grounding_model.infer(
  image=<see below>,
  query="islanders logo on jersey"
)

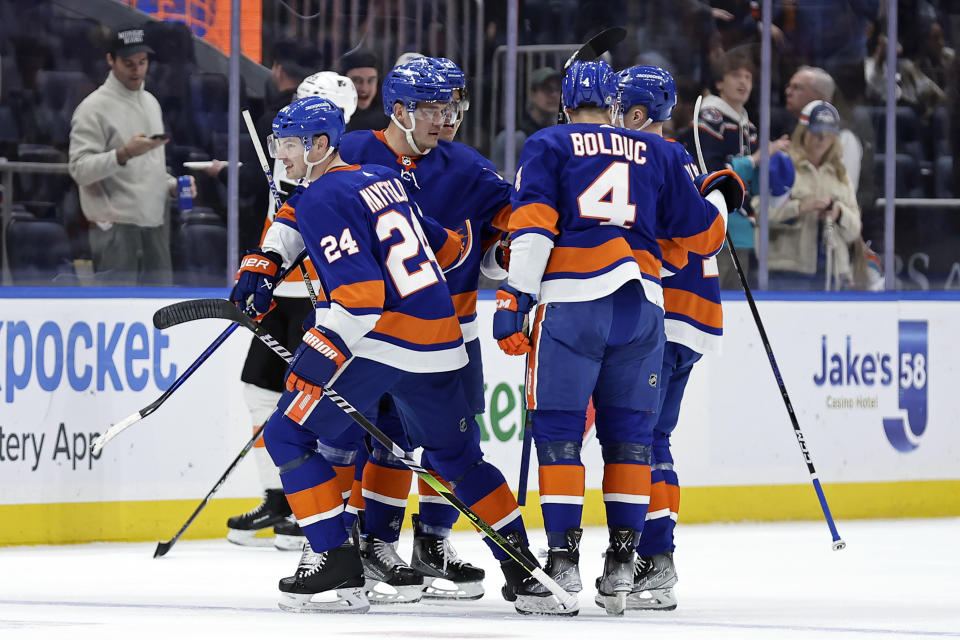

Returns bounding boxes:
[812,321,929,453]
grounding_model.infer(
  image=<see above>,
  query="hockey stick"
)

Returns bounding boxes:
[158,299,579,611]
[154,425,264,558]
[90,251,309,455]
[555,27,627,125]
[692,96,845,551]
[242,108,320,305]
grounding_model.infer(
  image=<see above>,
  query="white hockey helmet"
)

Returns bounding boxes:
[296,71,359,124]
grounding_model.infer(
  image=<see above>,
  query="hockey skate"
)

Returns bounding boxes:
[273,516,307,551]
[278,539,368,613]
[409,514,485,600]
[627,552,678,610]
[227,489,292,547]
[358,534,425,604]
[514,528,582,616]
[594,527,637,616]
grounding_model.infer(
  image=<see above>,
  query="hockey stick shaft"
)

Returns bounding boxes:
[154,425,265,558]
[242,109,320,305]
[92,251,309,454]
[692,96,844,550]
[225,308,576,610]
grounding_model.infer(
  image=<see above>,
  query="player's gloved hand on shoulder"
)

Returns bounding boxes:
[285,327,352,397]
[695,168,745,212]
[493,284,536,356]
[231,249,282,320]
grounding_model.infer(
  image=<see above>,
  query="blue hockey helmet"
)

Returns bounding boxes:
[616,65,677,122]
[561,59,617,111]
[271,96,346,153]
[381,58,454,117]
[432,57,465,89]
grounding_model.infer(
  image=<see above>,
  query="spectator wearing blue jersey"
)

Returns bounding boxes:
[696,50,790,289]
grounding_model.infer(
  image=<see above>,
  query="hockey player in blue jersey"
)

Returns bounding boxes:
[493,59,743,616]
[605,65,726,612]
[234,98,537,613]
[334,58,514,602]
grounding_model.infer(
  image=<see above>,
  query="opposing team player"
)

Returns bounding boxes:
[605,65,723,611]
[237,97,539,614]
[493,59,742,615]
[226,72,359,550]
[334,58,513,602]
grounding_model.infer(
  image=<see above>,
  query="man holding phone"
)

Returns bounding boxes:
[69,24,195,285]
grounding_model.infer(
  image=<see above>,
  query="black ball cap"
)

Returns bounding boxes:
[110,26,155,58]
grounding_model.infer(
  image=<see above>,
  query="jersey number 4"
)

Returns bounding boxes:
[376,210,440,297]
[578,161,636,228]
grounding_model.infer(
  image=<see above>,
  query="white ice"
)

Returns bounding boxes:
[2,518,959,639]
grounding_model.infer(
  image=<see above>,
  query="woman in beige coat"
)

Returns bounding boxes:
[759,101,862,290]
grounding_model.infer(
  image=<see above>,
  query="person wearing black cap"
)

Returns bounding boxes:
[68,24,195,285]
[341,48,389,132]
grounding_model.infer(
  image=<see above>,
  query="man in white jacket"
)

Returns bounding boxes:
[68,25,195,285]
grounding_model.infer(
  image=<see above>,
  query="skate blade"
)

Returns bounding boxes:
[227,529,275,548]
[278,587,370,614]
[625,587,677,611]
[514,593,580,617]
[597,591,627,616]
[364,578,423,604]
[421,577,484,601]
[274,534,306,552]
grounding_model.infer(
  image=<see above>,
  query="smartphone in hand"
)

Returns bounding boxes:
[149,133,170,141]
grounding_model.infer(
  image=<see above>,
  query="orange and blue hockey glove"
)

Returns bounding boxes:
[493,284,536,356]
[231,249,282,320]
[285,327,352,398]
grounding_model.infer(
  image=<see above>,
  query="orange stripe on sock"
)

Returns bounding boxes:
[333,465,355,496]
[538,464,585,497]
[470,483,521,529]
[286,478,343,521]
[363,462,414,500]
[667,483,680,514]
[347,477,365,511]
[252,424,266,448]
[648,480,670,512]
[418,471,451,497]
[602,463,651,497]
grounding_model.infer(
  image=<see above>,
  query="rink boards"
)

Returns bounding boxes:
[1,289,958,545]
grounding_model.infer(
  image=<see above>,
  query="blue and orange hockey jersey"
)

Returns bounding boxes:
[508,124,727,308]
[659,140,723,355]
[339,130,511,342]
[265,164,467,373]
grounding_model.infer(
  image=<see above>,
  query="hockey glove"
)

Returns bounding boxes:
[231,249,282,320]
[695,169,746,212]
[493,284,536,356]
[285,327,352,397]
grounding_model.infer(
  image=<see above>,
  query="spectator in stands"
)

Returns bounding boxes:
[341,48,389,132]
[697,49,789,289]
[865,24,945,122]
[68,25,195,286]
[766,101,862,290]
[258,40,318,139]
[491,66,560,172]
[914,18,955,95]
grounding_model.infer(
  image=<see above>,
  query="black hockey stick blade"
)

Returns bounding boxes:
[154,540,173,558]
[556,26,627,124]
[153,298,247,330]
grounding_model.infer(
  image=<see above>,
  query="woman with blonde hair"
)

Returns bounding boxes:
[761,100,862,290]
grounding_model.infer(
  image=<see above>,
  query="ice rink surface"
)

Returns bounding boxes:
[2,518,958,639]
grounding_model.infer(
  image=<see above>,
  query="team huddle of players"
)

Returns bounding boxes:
[227,54,744,616]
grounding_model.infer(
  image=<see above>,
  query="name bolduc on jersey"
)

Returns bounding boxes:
[508,125,727,307]
[264,164,467,374]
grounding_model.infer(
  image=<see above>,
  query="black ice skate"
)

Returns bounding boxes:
[514,528,582,616]
[358,534,425,604]
[277,539,368,613]
[409,514,485,600]
[226,489,291,547]
[273,515,307,551]
[627,552,678,610]
[594,527,637,616]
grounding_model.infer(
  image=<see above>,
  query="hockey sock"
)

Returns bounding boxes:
[243,384,283,490]
[416,454,459,536]
[448,462,525,561]
[342,446,368,535]
[361,447,413,542]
